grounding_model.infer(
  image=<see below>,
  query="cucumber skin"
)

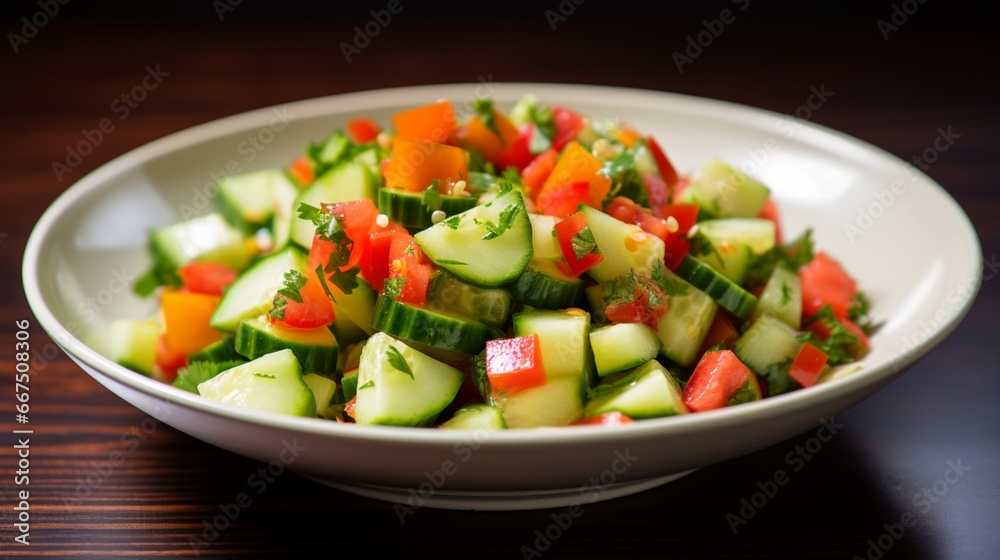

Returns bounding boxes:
[377,187,477,231]
[197,349,316,418]
[674,256,758,321]
[507,263,584,310]
[209,246,307,333]
[372,296,491,355]
[235,318,339,376]
[584,360,688,420]
[439,404,508,430]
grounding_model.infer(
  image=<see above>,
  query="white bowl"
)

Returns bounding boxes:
[23,84,981,510]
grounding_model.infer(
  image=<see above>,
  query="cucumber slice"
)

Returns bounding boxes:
[677,159,770,218]
[108,319,160,375]
[697,218,777,255]
[235,316,339,375]
[189,336,241,363]
[696,239,754,285]
[197,349,316,418]
[372,295,490,355]
[377,187,477,231]
[583,360,688,419]
[733,314,803,395]
[289,161,377,248]
[150,212,255,277]
[270,171,301,251]
[414,190,533,288]
[439,404,508,430]
[427,270,512,329]
[513,308,593,382]
[590,323,662,377]
[217,169,287,231]
[578,205,665,283]
[528,213,562,261]
[752,265,802,328]
[331,278,378,337]
[210,246,307,333]
[354,333,464,426]
[496,378,585,428]
[507,259,584,310]
[303,372,337,412]
[653,267,718,367]
[674,255,758,321]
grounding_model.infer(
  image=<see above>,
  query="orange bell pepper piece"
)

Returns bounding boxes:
[382,138,469,192]
[457,110,520,163]
[392,100,457,144]
[161,291,222,355]
[538,141,612,208]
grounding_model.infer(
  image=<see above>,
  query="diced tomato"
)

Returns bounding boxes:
[346,118,380,144]
[538,141,611,208]
[485,334,546,396]
[646,135,680,188]
[682,350,752,412]
[642,172,670,213]
[361,222,406,293]
[552,106,584,150]
[161,291,222,355]
[605,197,692,269]
[672,176,690,203]
[799,252,858,319]
[456,109,520,164]
[521,148,558,197]
[310,200,379,272]
[495,123,536,173]
[273,267,337,329]
[840,317,870,351]
[758,198,783,245]
[537,181,591,218]
[605,299,660,330]
[288,155,314,187]
[663,234,691,270]
[806,316,869,358]
[554,212,605,277]
[383,138,469,192]
[699,313,740,353]
[788,342,829,388]
[388,231,433,306]
[392,100,457,144]
[177,262,238,297]
[154,335,186,382]
[572,411,635,426]
[660,204,699,235]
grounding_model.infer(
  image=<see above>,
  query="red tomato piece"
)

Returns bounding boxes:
[388,231,433,306]
[799,252,858,319]
[646,135,680,187]
[660,204,699,235]
[495,123,536,173]
[571,412,635,426]
[537,181,591,218]
[312,199,379,271]
[154,335,186,382]
[177,262,238,297]
[605,299,661,330]
[552,106,584,150]
[346,118,380,144]
[758,198,783,245]
[682,350,752,412]
[663,234,691,270]
[699,313,740,353]
[521,148,558,197]
[361,222,406,293]
[288,155,314,187]
[485,334,546,395]
[788,342,829,388]
[642,172,670,213]
[273,268,337,329]
[554,212,605,277]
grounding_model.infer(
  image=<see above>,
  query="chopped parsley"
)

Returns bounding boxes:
[571,225,600,260]
[651,261,689,297]
[781,282,792,306]
[252,373,276,379]
[298,204,361,297]
[436,259,467,265]
[798,305,864,365]
[688,230,721,260]
[421,181,443,211]
[473,97,502,141]
[386,346,415,379]
[358,380,375,390]
[602,270,667,311]
[172,360,245,394]
[442,215,462,230]
[268,270,307,322]
[848,291,873,334]
[382,277,406,299]
[501,167,522,186]
[475,204,520,240]
[746,229,815,287]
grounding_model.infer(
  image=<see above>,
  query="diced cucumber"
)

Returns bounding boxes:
[341,370,359,402]
[270,171,302,251]
[235,316,339,375]
[189,337,242,363]
[817,363,863,384]
[677,159,770,218]
[173,359,247,394]
[108,319,160,375]
[372,295,490,355]
[414,190,533,288]
[289,161,377,248]
[653,267,718,367]
[674,255,758,321]
[513,308,593,382]
[427,270,513,328]
[752,265,802,328]
[330,313,368,347]
[733,314,803,395]
[589,323,662,377]
[217,169,286,231]
[150,212,255,279]
[354,333,464,426]
[351,147,387,180]
[439,404,508,430]
[310,131,349,171]
[578,205,664,283]
[726,373,763,406]
[507,258,584,310]
[471,350,494,406]
[197,349,316,418]
[497,378,585,428]
[528,213,562,261]
[583,360,688,419]
[377,187,477,231]
[331,278,378,336]
[585,284,608,325]
[303,372,337,412]
[696,242,754,285]
[210,246,307,333]
[697,218,777,255]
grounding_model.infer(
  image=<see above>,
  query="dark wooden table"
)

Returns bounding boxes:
[2,2,998,558]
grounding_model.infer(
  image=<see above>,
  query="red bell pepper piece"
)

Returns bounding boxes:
[495,123,536,173]
[177,262,238,297]
[682,350,752,412]
[521,148,558,197]
[485,334,546,396]
[537,181,591,218]
[552,106,584,150]
[788,342,829,388]
[387,231,433,306]
[554,212,605,277]
[646,135,680,188]
[346,118,380,144]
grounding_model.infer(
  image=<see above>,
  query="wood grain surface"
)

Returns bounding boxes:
[1,2,997,558]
